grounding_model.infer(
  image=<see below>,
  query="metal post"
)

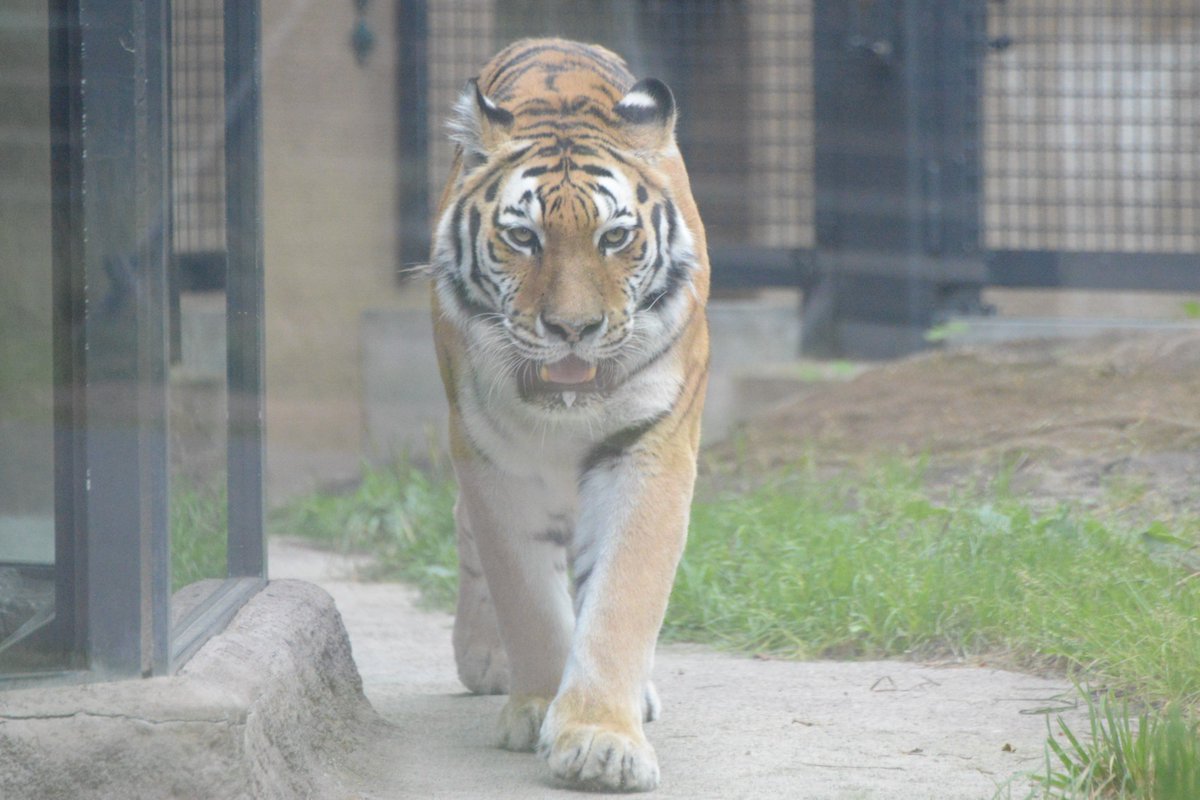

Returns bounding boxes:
[70,0,172,678]
[396,0,430,275]
[224,0,266,581]
[49,0,87,669]
[807,0,987,358]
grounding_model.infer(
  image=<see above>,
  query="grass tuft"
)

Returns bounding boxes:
[1036,692,1200,799]
[269,460,458,608]
[672,467,1200,712]
[170,481,228,593]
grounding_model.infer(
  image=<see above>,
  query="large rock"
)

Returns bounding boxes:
[0,580,381,800]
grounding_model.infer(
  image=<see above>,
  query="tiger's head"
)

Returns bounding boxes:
[432,49,706,412]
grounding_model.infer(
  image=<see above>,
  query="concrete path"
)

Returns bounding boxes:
[270,540,1083,799]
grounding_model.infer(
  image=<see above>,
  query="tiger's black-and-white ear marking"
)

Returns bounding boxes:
[614,78,676,155]
[448,77,514,165]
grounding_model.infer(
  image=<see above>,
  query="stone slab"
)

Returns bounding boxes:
[0,580,380,800]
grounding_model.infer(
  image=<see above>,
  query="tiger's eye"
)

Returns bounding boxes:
[507,226,537,247]
[601,227,631,249]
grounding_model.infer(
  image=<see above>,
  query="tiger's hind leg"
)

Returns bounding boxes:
[452,499,510,695]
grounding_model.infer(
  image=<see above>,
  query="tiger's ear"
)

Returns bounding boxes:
[614,78,677,156]
[447,78,514,166]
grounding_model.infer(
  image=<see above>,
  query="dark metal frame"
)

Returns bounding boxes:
[58,0,175,679]
[171,0,267,670]
[3,0,265,687]
[803,0,988,357]
[396,0,430,273]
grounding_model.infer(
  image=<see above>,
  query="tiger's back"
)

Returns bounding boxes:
[429,38,709,792]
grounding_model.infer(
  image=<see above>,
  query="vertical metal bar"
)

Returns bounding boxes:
[74,0,172,678]
[806,0,986,358]
[396,0,430,276]
[142,0,173,678]
[224,0,266,580]
[48,0,87,667]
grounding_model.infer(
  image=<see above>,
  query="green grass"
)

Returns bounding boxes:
[671,469,1200,709]
[1035,693,1200,799]
[170,480,228,593]
[273,458,1200,797]
[269,460,459,608]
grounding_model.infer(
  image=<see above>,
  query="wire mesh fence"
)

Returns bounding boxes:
[171,0,226,259]
[423,0,815,250]
[414,0,1199,263]
[984,0,1200,254]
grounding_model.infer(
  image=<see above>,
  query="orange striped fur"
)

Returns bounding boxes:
[429,38,709,792]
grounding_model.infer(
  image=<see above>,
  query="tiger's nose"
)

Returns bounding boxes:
[539,312,606,343]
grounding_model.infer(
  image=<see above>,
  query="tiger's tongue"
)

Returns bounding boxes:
[538,355,597,385]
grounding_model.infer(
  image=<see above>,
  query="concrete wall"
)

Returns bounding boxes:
[261,0,425,500]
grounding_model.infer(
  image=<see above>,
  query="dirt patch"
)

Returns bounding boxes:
[708,331,1200,521]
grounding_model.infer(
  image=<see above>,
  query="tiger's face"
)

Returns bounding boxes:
[433,76,699,412]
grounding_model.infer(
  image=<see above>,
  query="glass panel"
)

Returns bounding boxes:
[169,0,230,608]
[0,1,62,673]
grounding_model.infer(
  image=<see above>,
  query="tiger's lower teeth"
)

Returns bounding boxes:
[562,391,576,408]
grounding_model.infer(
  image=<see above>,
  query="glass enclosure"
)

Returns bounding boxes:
[169,0,232,606]
[0,0,264,685]
[2,0,1197,693]
[0,0,59,673]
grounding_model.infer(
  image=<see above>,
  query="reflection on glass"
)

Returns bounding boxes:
[169,0,230,607]
[0,1,60,673]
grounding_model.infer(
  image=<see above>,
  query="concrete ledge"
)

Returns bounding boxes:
[0,580,379,800]
[943,316,1200,347]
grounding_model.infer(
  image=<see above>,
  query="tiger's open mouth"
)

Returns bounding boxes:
[537,354,596,385]
[518,354,613,407]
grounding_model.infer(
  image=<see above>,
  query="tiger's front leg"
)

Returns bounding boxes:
[538,433,697,792]
[450,428,578,752]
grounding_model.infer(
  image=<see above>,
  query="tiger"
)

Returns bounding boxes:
[428,38,710,792]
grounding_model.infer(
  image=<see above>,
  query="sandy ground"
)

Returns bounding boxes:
[271,540,1085,799]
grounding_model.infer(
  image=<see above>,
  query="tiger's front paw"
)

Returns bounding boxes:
[497,694,551,752]
[537,701,659,792]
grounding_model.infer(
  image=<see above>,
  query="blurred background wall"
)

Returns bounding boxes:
[253,0,1198,503]
[261,0,423,500]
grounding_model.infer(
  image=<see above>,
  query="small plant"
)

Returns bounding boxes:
[924,319,971,343]
[1036,691,1200,799]
[170,480,228,592]
[1182,300,1200,321]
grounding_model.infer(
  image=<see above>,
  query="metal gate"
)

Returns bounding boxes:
[396,0,1200,357]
